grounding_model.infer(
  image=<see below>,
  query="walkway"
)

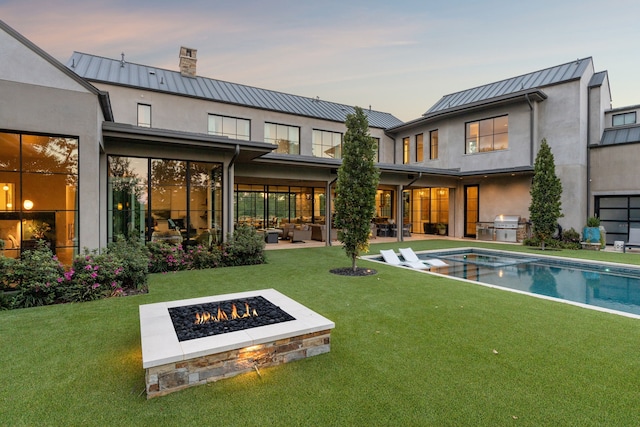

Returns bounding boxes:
[263,233,462,250]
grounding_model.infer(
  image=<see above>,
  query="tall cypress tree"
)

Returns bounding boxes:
[529,138,563,249]
[334,107,380,271]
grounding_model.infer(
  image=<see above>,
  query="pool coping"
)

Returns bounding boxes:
[362,247,640,320]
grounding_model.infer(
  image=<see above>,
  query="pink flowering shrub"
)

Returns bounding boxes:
[147,242,188,272]
[59,252,126,302]
[147,242,222,272]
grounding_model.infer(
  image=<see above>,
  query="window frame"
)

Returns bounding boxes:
[312,129,343,159]
[415,133,424,163]
[429,129,439,160]
[465,115,508,154]
[137,103,151,128]
[612,112,636,127]
[207,114,251,141]
[403,137,410,164]
[264,122,300,155]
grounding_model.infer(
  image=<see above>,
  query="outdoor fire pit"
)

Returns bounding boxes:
[140,289,335,398]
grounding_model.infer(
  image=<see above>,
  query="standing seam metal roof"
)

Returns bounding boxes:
[66,52,403,129]
[600,125,640,145]
[425,58,592,116]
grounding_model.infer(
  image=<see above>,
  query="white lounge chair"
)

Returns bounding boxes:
[399,247,448,267]
[380,249,429,270]
[624,228,640,253]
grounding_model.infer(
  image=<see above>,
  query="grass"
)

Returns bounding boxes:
[1,240,640,426]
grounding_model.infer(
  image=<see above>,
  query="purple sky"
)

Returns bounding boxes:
[2,0,639,121]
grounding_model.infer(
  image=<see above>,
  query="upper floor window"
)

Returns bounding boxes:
[312,129,342,159]
[416,134,424,163]
[137,104,151,128]
[466,115,508,154]
[430,130,439,160]
[208,114,250,140]
[403,137,410,164]
[264,123,300,155]
[613,112,636,127]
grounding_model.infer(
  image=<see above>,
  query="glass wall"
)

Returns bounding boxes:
[0,132,78,264]
[596,195,640,245]
[407,187,449,234]
[108,156,223,245]
[234,184,327,228]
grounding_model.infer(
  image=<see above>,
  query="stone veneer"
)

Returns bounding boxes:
[140,289,335,399]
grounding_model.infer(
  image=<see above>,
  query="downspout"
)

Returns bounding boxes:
[399,172,422,242]
[227,145,240,238]
[525,93,534,165]
[586,88,592,219]
[326,176,338,246]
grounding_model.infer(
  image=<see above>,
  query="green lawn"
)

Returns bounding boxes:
[1,240,640,426]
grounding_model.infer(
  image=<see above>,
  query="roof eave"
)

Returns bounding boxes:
[101,122,276,161]
[387,89,547,132]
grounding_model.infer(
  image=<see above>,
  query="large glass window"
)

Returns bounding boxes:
[466,115,508,153]
[612,112,636,126]
[430,130,439,160]
[108,156,223,245]
[312,130,342,159]
[312,129,342,159]
[407,187,449,234]
[234,185,327,228]
[416,133,424,163]
[0,132,78,264]
[265,123,300,154]
[208,114,250,140]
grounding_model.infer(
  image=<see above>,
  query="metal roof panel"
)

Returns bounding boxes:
[424,57,593,116]
[67,52,402,129]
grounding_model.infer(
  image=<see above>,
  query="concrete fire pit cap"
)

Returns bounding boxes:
[139,288,335,368]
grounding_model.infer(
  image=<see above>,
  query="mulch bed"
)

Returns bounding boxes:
[330,267,377,277]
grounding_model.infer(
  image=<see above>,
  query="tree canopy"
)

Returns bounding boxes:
[333,107,380,270]
[529,138,563,249]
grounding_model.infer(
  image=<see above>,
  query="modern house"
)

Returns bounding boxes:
[1,19,639,263]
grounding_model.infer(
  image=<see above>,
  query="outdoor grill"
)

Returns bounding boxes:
[493,215,520,242]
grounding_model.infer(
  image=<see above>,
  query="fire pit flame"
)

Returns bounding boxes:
[195,303,258,325]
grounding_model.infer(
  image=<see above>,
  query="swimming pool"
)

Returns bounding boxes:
[368,248,640,319]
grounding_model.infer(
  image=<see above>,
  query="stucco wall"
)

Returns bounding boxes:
[1,80,103,251]
[591,144,640,194]
[91,83,395,163]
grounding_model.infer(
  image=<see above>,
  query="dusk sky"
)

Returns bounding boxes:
[2,0,639,121]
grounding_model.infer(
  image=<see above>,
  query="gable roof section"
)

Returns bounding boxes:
[66,52,403,129]
[424,57,593,116]
[0,20,113,121]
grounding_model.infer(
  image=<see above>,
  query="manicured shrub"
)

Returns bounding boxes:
[59,251,126,303]
[561,227,582,250]
[0,256,17,291]
[222,225,265,267]
[11,242,65,308]
[147,241,188,273]
[185,244,222,270]
[106,237,149,291]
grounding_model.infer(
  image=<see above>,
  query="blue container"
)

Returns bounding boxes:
[583,227,600,243]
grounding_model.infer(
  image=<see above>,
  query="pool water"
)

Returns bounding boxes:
[414,249,640,317]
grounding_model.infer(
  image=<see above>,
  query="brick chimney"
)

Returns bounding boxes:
[179,46,197,77]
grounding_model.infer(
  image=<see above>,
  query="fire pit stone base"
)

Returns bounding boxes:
[146,330,330,398]
[140,289,334,399]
